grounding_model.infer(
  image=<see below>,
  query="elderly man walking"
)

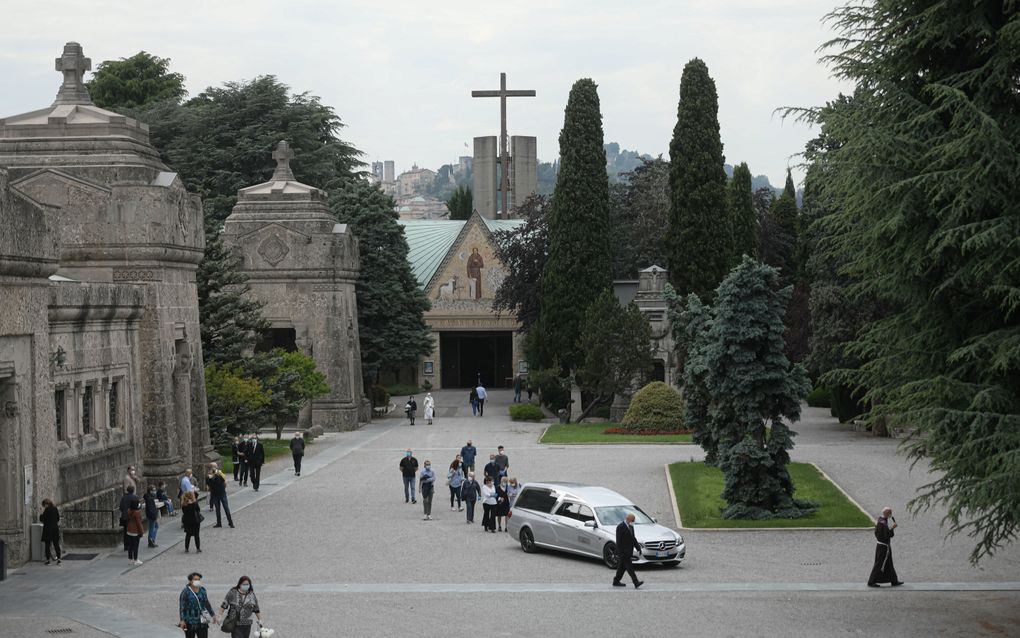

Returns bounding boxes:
[867,506,904,587]
[612,512,644,589]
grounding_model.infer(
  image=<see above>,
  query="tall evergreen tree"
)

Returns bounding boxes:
[330,179,432,383]
[728,162,757,263]
[539,78,612,372]
[783,168,796,202]
[608,158,670,278]
[492,194,550,332]
[197,229,270,365]
[802,0,1020,561]
[85,51,186,111]
[667,58,730,299]
[446,184,473,220]
[682,257,813,519]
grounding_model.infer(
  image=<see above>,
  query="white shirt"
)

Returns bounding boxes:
[180,475,195,494]
[481,484,497,505]
[476,386,487,400]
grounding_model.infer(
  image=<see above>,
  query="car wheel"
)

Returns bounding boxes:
[603,542,620,569]
[520,527,538,553]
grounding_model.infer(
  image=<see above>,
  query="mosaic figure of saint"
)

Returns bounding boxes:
[466,247,484,299]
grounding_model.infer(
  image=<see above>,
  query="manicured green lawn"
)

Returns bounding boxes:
[670,461,872,528]
[215,439,304,474]
[540,423,692,444]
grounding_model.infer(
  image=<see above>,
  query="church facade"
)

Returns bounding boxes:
[399,212,526,389]
[0,43,214,565]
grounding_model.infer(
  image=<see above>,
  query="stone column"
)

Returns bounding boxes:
[173,340,194,473]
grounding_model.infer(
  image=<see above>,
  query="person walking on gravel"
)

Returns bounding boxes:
[475,382,488,416]
[612,512,644,589]
[462,472,481,524]
[179,571,218,637]
[448,458,465,511]
[867,506,904,588]
[400,448,419,504]
[420,459,436,520]
[290,431,305,476]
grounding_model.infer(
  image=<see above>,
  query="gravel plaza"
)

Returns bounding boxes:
[2,388,1019,637]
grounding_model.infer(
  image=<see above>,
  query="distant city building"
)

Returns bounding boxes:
[383,160,395,183]
[395,195,449,220]
[371,161,384,181]
[457,155,472,176]
[396,164,437,198]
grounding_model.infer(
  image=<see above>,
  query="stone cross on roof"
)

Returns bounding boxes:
[53,42,93,106]
[271,141,296,182]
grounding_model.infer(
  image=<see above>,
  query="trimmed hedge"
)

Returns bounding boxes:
[806,386,831,408]
[509,403,545,421]
[621,381,684,432]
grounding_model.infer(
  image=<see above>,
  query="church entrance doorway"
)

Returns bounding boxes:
[440,331,512,389]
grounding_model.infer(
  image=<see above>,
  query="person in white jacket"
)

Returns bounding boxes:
[480,476,498,533]
[423,393,435,425]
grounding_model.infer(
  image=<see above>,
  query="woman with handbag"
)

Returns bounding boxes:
[178,571,218,638]
[181,491,203,553]
[220,575,262,637]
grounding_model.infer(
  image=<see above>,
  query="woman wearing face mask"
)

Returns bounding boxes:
[495,476,511,532]
[220,575,262,638]
[447,458,465,511]
[181,490,203,553]
[125,498,144,565]
[420,460,436,520]
[179,571,218,637]
[481,476,498,533]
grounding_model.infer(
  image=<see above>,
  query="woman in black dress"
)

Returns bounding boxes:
[181,491,203,553]
[39,499,61,565]
[494,476,511,532]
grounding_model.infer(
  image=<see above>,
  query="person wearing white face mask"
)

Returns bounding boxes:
[178,571,218,637]
[221,575,262,638]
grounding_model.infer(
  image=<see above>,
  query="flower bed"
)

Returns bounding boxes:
[604,427,692,436]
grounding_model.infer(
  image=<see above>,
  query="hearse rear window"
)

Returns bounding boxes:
[515,487,558,513]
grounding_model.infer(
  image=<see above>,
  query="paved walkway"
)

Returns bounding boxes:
[3,389,1019,637]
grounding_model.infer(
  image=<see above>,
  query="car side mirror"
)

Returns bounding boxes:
[583,520,596,528]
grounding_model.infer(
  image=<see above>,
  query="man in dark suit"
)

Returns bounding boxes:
[247,434,266,492]
[612,512,644,589]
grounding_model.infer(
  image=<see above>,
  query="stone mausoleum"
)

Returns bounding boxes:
[0,43,214,565]
[222,142,370,429]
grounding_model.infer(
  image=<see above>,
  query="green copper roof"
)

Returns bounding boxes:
[398,220,463,287]
[399,217,525,289]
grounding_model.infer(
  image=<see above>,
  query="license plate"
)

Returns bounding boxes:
[655,551,666,558]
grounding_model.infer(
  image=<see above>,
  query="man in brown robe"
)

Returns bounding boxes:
[466,248,484,299]
[867,506,904,587]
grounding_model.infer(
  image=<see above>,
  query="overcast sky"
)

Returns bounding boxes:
[0,0,851,187]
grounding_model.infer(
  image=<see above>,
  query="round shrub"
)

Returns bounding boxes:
[509,403,545,421]
[621,381,685,432]
[805,386,831,408]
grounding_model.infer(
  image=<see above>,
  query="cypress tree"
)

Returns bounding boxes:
[783,168,796,202]
[728,162,757,263]
[539,78,612,372]
[330,179,432,383]
[667,58,730,299]
[807,0,1020,561]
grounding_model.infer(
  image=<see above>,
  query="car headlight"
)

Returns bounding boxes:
[675,533,684,544]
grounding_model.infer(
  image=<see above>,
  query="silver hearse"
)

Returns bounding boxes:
[507,482,686,568]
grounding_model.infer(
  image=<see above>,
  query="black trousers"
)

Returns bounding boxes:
[614,557,639,585]
[185,529,201,551]
[44,537,61,561]
[249,464,262,490]
[126,534,141,560]
[293,452,303,474]
[232,461,239,481]
[121,519,129,550]
[238,461,249,484]
[482,503,495,530]
[477,399,485,416]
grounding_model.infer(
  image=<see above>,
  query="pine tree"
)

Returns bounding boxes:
[85,51,186,111]
[667,58,730,299]
[539,78,612,372]
[683,257,813,519]
[783,169,796,202]
[330,179,432,383]
[197,228,270,365]
[803,0,1020,561]
[728,162,757,263]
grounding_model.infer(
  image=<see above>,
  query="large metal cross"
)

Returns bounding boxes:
[471,72,535,217]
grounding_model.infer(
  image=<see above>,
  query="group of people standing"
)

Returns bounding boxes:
[398,439,519,532]
[229,434,267,491]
